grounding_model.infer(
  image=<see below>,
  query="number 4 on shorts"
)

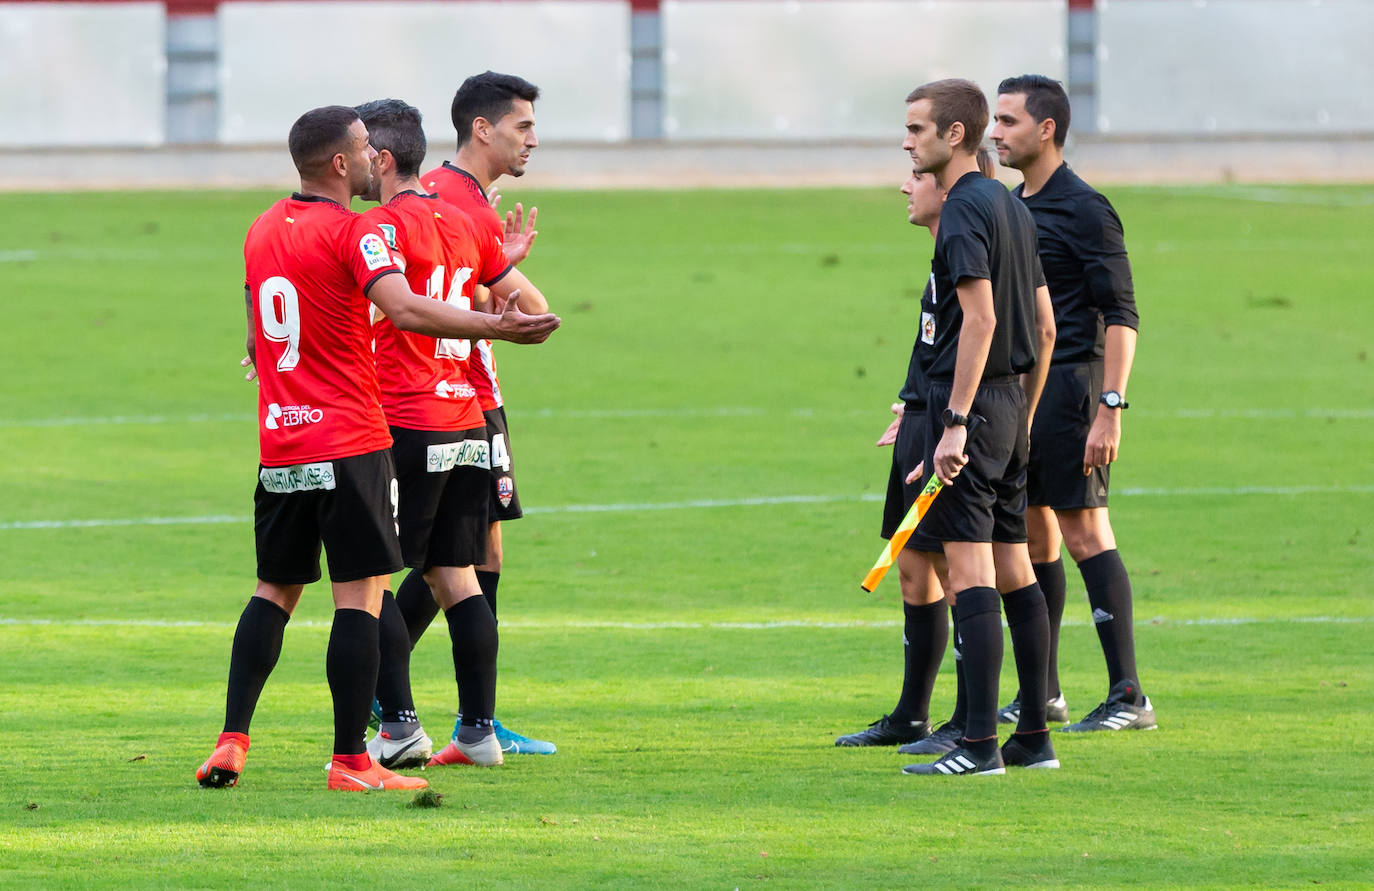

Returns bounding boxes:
[491,433,511,472]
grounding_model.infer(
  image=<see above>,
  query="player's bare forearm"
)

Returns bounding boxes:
[368,274,559,342]
[1022,284,1057,423]
[948,279,995,415]
[491,267,548,314]
[1102,324,1137,396]
[1083,324,1136,472]
[242,287,257,381]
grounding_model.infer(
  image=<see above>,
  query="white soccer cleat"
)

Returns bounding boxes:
[365,725,433,769]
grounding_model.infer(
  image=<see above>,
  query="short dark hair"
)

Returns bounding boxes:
[355,98,426,177]
[906,79,988,153]
[450,71,540,147]
[997,74,1071,147]
[288,105,359,178]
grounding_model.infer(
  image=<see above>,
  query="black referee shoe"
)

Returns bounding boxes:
[896,721,964,755]
[902,740,1005,776]
[1060,680,1157,733]
[997,693,1070,724]
[1000,733,1061,769]
[835,715,930,747]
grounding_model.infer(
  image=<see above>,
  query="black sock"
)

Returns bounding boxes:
[952,587,1003,740]
[949,620,968,728]
[445,596,498,727]
[1002,583,1050,734]
[223,597,290,734]
[375,590,417,724]
[327,608,379,756]
[475,570,499,623]
[395,568,440,649]
[1033,559,1067,699]
[891,600,948,725]
[1079,549,1142,699]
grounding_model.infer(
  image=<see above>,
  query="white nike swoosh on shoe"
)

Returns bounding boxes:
[337,772,384,790]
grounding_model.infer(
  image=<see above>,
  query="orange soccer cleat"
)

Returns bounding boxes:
[326,755,429,791]
[197,732,250,788]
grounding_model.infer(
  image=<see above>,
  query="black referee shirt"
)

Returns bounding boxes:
[1014,163,1138,364]
[898,273,935,407]
[927,171,1045,383]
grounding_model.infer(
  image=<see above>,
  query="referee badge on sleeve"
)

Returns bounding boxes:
[921,312,936,345]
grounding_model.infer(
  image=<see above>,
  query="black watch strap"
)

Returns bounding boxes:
[941,408,970,427]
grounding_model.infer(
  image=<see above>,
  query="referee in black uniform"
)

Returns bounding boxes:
[897,79,1059,776]
[990,74,1156,732]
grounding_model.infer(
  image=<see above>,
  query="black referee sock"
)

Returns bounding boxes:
[949,623,968,729]
[475,570,499,624]
[445,595,499,727]
[1002,583,1051,734]
[952,587,1003,741]
[1078,549,1142,700]
[1033,559,1067,699]
[326,608,379,756]
[395,568,441,649]
[891,600,948,726]
[375,589,418,725]
[223,596,290,734]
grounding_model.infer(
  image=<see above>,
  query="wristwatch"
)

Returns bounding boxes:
[941,408,970,427]
[1100,390,1129,410]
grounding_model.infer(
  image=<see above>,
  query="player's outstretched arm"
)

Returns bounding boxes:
[1084,324,1137,474]
[367,274,559,344]
[490,266,549,314]
[1021,284,1056,426]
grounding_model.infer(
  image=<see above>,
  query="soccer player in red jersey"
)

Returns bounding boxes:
[196,105,559,792]
[355,98,552,768]
[413,72,557,755]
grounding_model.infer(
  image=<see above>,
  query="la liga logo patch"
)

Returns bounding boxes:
[359,233,391,270]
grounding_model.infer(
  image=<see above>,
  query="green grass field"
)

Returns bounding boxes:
[1,183,1371,888]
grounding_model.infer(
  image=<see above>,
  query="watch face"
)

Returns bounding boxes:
[1103,392,1121,407]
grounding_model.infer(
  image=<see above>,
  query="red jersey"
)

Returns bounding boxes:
[365,191,511,432]
[421,162,507,410]
[243,194,401,466]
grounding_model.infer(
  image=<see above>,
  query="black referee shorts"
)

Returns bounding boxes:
[1027,361,1110,510]
[881,404,943,554]
[919,378,1029,544]
[391,426,490,570]
[254,448,405,585]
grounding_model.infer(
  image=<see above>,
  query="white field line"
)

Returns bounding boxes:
[4,483,1374,532]
[0,616,1368,632]
[3,406,1374,429]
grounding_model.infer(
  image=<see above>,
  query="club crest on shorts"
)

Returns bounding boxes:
[497,475,514,507]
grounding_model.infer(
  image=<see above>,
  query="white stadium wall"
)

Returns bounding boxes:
[0,2,166,146]
[660,0,1065,140]
[1096,0,1374,134]
[218,1,632,146]
[3,0,1374,155]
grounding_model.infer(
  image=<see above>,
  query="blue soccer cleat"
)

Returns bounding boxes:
[451,716,557,754]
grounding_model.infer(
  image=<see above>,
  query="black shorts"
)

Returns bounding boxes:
[391,426,491,570]
[881,405,943,554]
[484,407,523,522]
[254,448,404,585]
[919,378,1029,544]
[1027,361,1110,510]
